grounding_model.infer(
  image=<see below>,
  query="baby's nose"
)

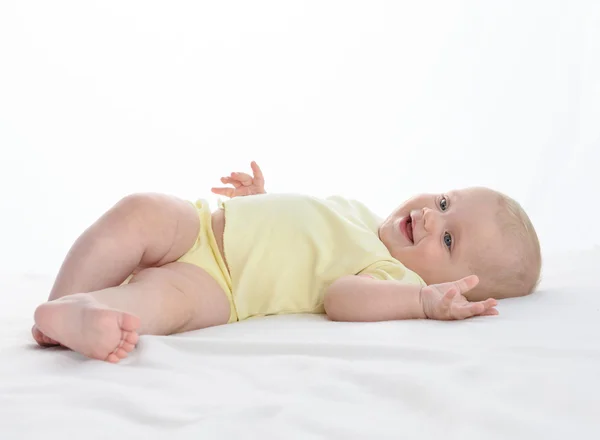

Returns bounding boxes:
[422,207,442,232]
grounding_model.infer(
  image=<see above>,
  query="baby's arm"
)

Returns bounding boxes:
[324,274,498,322]
[324,275,425,321]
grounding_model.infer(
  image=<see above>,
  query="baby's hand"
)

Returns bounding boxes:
[420,275,498,320]
[211,161,266,198]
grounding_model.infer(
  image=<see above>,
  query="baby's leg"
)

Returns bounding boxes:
[34,262,230,363]
[33,193,200,346]
[49,193,201,300]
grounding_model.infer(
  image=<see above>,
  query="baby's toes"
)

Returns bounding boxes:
[105,353,121,363]
[124,331,139,345]
[120,313,141,333]
[114,330,139,359]
[121,341,136,353]
[32,325,60,347]
[114,347,130,359]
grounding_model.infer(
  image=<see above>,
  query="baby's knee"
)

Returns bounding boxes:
[109,193,176,239]
[108,193,199,265]
[113,193,165,219]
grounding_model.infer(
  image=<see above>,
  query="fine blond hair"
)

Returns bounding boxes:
[468,190,542,301]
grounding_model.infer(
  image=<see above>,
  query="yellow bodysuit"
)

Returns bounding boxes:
[219,193,425,322]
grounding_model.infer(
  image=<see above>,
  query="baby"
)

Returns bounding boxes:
[32,162,541,363]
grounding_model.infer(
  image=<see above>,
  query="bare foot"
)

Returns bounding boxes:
[32,324,60,347]
[34,295,141,363]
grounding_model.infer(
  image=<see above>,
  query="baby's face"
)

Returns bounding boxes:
[379,187,502,285]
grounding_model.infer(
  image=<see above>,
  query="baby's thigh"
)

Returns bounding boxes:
[131,261,231,332]
[115,193,201,268]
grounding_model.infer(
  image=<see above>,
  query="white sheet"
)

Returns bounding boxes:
[1,248,599,439]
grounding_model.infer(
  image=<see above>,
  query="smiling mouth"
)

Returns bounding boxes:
[400,216,414,244]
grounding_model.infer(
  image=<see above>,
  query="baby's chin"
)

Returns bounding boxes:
[394,255,461,285]
[396,257,425,278]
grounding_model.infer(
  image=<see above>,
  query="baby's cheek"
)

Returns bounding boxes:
[404,245,438,272]
[420,242,443,261]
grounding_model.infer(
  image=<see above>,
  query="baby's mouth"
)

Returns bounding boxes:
[400,216,414,244]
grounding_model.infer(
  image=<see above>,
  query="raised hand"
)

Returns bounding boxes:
[211,161,266,198]
[420,275,499,320]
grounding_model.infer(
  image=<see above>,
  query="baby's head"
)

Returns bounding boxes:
[379,187,541,300]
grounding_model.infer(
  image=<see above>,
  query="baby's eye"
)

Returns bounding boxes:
[439,196,449,211]
[443,232,452,249]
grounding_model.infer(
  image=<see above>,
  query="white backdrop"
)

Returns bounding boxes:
[0,0,598,276]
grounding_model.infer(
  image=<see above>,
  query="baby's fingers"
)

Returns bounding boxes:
[481,298,498,309]
[453,302,485,320]
[231,172,253,187]
[454,299,498,319]
[211,187,235,198]
[220,177,242,188]
[441,288,458,309]
[454,275,480,295]
[250,161,265,185]
[478,298,499,316]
